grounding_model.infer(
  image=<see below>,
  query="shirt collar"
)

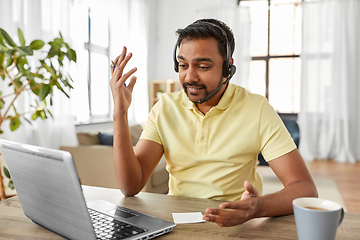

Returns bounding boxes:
[181,83,236,111]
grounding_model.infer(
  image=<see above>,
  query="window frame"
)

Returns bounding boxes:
[84,7,112,121]
[239,0,301,117]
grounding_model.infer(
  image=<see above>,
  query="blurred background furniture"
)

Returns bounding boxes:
[60,125,169,194]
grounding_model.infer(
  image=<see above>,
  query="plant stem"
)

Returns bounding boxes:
[4,105,46,121]
[0,84,42,101]
[2,84,26,121]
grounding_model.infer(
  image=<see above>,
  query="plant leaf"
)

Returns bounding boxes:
[3,166,11,178]
[38,84,50,100]
[18,28,25,46]
[0,28,16,47]
[5,49,15,58]
[41,61,56,77]
[8,180,14,189]
[17,46,33,56]
[0,53,4,70]
[23,117,32,125]
[30,80,40,95]
[39,110,47,119]
[66,48,77,62]
[6,57,14,68]
[31,112,38,120]
[29,40,45,50]
[47,109,53,119]
[0,32,4,44]
[55,83,70,98]
[0,99,5,109]
[9,117,21,131]
[14,77,22,88]
[0,43,9,52]
[59,32,64,41]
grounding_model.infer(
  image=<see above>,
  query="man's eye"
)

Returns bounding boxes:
[199,66,210,70]
[179,64,188,69]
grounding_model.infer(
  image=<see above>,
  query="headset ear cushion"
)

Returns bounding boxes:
[173,42,179,73]
[174,62,179,72]
[222,62,229,77]
[222,62,237,78]
[229,65,236,76]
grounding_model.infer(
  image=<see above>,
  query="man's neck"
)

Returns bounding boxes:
[194,84,228,115]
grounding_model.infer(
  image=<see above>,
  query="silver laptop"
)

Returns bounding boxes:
[0,139,176,240]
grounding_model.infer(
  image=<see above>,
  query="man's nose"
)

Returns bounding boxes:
[184,66,199,83]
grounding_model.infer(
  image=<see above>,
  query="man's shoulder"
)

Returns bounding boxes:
[151,90,186,113]
[230,84,267,105]
[158,90,185,106]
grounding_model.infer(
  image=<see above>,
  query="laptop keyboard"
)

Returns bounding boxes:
[89,209,147,240]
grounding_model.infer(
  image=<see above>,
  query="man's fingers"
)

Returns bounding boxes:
[219,200,250,210]
[115,46,126,66]
[111,46,127,75]
[244,180,258,196]
[205,208,238,217]
[118,52,132,71]
[120,67,137,85]
[127,76,137,92]
[112,52,133,83]
[203,208,244,227]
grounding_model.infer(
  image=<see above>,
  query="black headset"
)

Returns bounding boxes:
[173,21,236,79]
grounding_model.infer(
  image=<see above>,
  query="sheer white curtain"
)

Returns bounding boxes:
[0,0,78,148]
[197,6,251,88]
[122,0,150,125]
[299,0,360,163]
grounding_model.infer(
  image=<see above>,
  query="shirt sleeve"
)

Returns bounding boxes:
[140,101,163,145]
[259,101,297,161]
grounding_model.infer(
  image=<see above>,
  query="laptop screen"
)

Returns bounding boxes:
[1,140,97,240]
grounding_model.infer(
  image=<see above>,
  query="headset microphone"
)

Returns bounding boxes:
[197,66,235,104]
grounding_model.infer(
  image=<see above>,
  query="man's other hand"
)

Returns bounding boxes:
[203,181,260,227]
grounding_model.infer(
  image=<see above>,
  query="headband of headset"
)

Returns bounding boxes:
[173,21,236,78]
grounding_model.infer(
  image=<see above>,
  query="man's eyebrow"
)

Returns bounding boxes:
[194,57,214,63]
[177,55,214,63]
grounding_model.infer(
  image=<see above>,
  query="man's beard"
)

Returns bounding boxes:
[182,77,224,104]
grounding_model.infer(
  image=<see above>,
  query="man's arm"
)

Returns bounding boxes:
[113,114,164,197]
[110,46,164,197]
[203,149,318,227]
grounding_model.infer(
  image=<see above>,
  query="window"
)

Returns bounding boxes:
[71,4,112,123]
[239,0,302,113]
[85,8,111,120]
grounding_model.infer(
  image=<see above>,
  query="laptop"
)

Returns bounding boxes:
[0,139,176,240]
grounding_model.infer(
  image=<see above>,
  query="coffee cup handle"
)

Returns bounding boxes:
[338,208,344,226]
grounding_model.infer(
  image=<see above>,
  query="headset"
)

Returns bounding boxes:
[173,21,236,78]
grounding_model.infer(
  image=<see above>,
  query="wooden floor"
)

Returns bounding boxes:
[305,160,360,213]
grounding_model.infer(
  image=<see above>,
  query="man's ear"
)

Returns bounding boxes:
[230,57,234,65]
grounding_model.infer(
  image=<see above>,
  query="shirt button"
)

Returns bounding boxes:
[201,137,205,140]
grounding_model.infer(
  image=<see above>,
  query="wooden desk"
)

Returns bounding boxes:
[0,186,359,240]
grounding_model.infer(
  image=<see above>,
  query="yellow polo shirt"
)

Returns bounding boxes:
[140,83,296,201]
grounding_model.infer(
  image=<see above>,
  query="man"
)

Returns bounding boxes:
[110,19,317,227]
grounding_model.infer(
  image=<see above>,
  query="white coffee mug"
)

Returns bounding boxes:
[293,197,344,240]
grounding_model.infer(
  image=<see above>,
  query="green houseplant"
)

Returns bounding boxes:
[0,28,76,200]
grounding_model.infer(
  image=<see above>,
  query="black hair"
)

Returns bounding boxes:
[175,18,235,62]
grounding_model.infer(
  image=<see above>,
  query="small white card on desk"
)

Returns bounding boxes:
[172,212,206,224]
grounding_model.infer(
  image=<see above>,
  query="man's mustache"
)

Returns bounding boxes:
[183,82,206,88]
